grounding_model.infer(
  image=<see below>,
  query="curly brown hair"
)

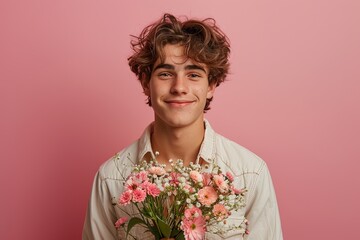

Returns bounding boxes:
[128,13,231,111]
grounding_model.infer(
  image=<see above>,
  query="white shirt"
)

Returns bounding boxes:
[83,120,283,240]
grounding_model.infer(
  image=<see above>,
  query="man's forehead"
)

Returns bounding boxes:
[155,44,208,69]
[153,60,208,74]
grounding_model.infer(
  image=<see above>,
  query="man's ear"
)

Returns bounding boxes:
[207,83,216,99]
[140,74,150,96]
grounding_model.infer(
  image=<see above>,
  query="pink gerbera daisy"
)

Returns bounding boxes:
[197,186,218,206]
[181,216,206,240]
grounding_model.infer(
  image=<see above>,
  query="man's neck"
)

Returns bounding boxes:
[151,119,205,168]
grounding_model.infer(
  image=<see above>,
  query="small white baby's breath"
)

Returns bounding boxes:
[178,177,186,183]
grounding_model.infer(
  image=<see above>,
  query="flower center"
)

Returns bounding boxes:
[191,223,196,230]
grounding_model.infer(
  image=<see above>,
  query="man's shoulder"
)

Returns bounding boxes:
[97,140,140,180]
[214,132,267,176]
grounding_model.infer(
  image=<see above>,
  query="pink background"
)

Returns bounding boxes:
[1,0,360,239]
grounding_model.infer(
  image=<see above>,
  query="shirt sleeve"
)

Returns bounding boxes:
[244,163,283,240]
[82,171,119,240]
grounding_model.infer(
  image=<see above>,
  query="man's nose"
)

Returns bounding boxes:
[170,75,188,94]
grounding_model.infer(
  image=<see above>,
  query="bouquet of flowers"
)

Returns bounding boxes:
[114,153,248,240]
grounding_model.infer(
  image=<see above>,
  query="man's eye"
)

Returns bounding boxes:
[158,72,172,78]
[188,73,201,78]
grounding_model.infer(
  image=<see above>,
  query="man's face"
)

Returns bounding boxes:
[143,44,215,129]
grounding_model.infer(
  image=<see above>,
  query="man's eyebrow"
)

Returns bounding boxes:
[153,63,207,73]
[185,65,207,73]
[153,64,174,71]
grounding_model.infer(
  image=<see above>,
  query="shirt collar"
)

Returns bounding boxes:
[137,122,155,162]
[197,119,216,163]
[136,119,216,164]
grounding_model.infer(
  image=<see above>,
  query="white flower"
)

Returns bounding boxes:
[178,177,186,183]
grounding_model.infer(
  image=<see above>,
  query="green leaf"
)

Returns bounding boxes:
[156,216,172,238]
[126,217,147,238]
[175,231,185,240]
[170,228,181,237]
[171,228,185,240]
[147,226,161,239]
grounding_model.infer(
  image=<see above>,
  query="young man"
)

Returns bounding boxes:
[83,14,283,239]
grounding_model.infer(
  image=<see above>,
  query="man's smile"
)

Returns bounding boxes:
[164,99,196,107]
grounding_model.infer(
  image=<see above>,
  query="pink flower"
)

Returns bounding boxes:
[202,173,212,186]
[184,207,202,219]
[125,177,140,191]
[136,171,148,182]
[170,172,181,186]
[231,186,244,195]
[181,216,206,240]
[213,174,225,187]
[132,188,146,202]
[190,171,203,183]
[213,174,229,193]
[226,171,234,182]
[197,186,218,206]
[148,166,166,176]
[119,190,132,205]
[115,217,127,228]
[184,184,195,193]
[212,204,229,220]
[145,182,161,197]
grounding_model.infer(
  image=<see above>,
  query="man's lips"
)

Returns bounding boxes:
[164,99,195,106]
